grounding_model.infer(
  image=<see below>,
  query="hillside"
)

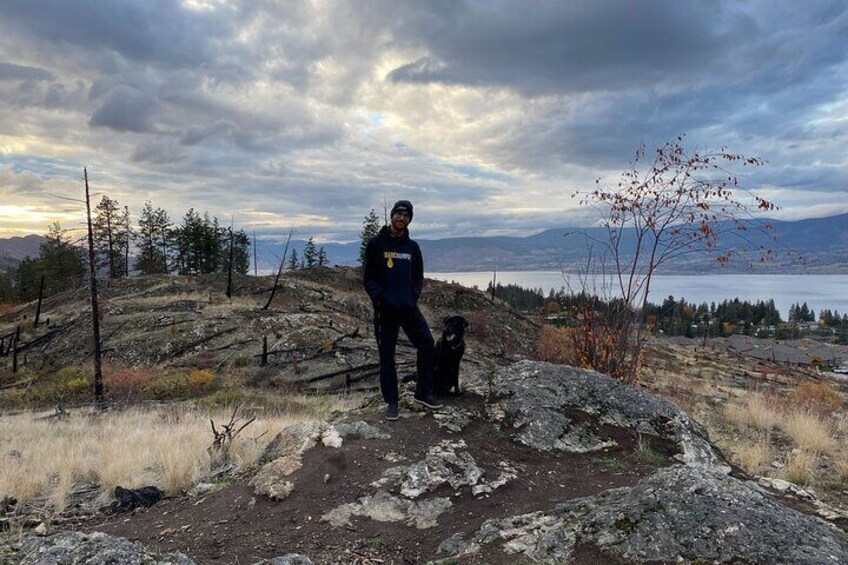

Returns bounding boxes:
[2,269,848,564]
[252,213,848,273]
[0,269,539,401]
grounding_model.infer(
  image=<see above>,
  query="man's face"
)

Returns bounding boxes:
[391,210,411,231]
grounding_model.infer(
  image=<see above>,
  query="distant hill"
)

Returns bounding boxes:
[5,214,846,275]
[0,234,44,272]
[256,213,848,274]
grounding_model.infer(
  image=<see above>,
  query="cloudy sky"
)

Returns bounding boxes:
[1,0,846,243]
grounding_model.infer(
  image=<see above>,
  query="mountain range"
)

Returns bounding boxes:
[1,213,846,274]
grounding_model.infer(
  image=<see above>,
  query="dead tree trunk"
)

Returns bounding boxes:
[261,335,268,366]
[262,228,293,310]
[226,223,234,299]
[11,326,20,373]
[34,275,45,327]
[84,168,105,409]
[253,231,257,276]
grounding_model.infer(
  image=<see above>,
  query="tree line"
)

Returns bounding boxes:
[489,282,848,344]
[0,196,330,303]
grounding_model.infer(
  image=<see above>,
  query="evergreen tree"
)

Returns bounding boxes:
[37,223,85,297]
[303,237,318,268]
[93,195,127,278]
[359,209,381,266]
[221,228,251,275]
[288,248,299,271]
[318,247,328,267]
[135,201,169,274]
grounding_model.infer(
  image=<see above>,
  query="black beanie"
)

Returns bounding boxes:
[390,200,414,220]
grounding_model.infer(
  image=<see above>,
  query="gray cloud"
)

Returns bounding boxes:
[0,61,53,82]
[0,0,845,241]
[89,84,158,132]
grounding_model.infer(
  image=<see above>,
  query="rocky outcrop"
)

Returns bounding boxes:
[488,360,727,470]
[440,464,848,564]
[9,531,194,565]
[250,421,388,500]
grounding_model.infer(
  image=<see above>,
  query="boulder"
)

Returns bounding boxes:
[445,465,848,564]
[489,360,727,470]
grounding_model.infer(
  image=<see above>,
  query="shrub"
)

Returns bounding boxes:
[143,368,217,400]
[790,381,843,416]
[535,325,577,365]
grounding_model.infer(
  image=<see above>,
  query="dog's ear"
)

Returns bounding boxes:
[462,318,469,329]
[443,316,451,326]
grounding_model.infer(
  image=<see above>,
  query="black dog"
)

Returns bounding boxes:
[434,315,469,396]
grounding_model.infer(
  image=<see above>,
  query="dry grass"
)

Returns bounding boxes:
[783,451,815,485]
[780,410,838,454]
[722,392,781,431]
[0,393,357,509]
[834,455,848,484]
[728,437,773,475]
[790,380,843,416]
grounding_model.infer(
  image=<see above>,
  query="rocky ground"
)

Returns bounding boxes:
[6,361,848,564]
[3,270,848,563]
[0,268,539,401]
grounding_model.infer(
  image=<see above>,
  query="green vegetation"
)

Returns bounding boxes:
[592,457,625,471]
[635,436,666,467]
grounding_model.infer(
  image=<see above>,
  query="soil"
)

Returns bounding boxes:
[82,392,677,564]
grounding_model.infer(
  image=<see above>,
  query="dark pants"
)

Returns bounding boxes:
[373,304,435,404]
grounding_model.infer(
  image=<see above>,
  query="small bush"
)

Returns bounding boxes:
[535,325,577,365]
[790,381,843,416]
[143,368,217,400]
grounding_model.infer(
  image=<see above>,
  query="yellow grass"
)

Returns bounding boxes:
[834,455,848,483]
[783,451,815,485]
[0,394,356,509]
[722,392,781,431]
[780,410,838,455]
[728,437,772,474]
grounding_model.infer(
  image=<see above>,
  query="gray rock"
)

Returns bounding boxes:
[432,406,475,433]
[372,440,484,498]
[320,492,452,530]
[490,361,727,469]
[11,531,194,564]
[252,421,348,500]
[451,465,848,564]
[333,421,390,440]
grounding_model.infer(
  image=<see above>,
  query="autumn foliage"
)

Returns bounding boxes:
[572,136,779,384]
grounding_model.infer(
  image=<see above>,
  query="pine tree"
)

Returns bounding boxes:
[135,202,169,274]
[288,248,299,271]
[359,209,381,266]
[38,222,85,296]
[303,237,318,268]
[318,247,328,267]
[93,195,126,278]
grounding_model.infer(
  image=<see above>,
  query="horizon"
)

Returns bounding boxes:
[1,2,847,241]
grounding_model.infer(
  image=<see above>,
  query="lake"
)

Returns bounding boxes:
[428,272,848,318]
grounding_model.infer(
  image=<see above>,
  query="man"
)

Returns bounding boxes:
[364,200,443,420]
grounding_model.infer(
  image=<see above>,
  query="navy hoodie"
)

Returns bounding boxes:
[363,226,424,310]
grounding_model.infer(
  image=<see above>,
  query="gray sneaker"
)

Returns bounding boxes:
[413,394,443,409]
[385,403,399,421]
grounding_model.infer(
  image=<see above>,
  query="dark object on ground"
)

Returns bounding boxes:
[113,486,164,512]
[385,402,399,421]
[434,315,469,396]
